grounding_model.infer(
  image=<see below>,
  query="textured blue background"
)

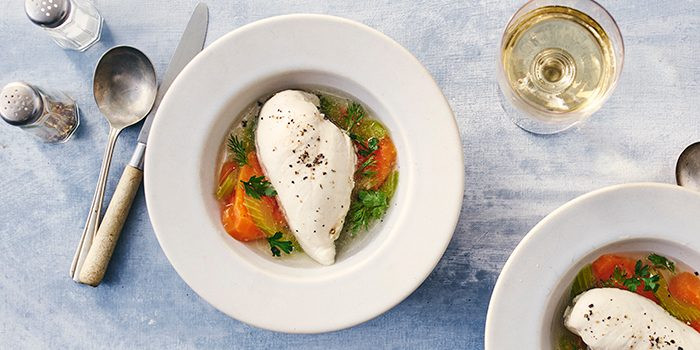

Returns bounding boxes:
[1,0,699,348]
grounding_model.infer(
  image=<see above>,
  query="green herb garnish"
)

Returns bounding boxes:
[356,155,377,177]
[227,134,248,166]
[648,253,675,273]
[641,274,661,292]
[241,175,277,199]
[611,266,626,285]
[346,102,365,132]
[635,260,650,278]
[622,278,642,292]
[608,260,661,293]
[623,269,642,292]
[345,190,389,234]
[367,137,379,150]
[633,260,660,292]
[267,232,293,257]
[357,137,380,157]
[357,155,377,175]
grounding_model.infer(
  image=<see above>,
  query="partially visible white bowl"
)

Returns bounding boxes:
[485,183,700,349]
[144,14,463,333]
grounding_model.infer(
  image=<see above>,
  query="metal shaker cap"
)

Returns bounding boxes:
[25,0,71,28]
[0,82,43,126]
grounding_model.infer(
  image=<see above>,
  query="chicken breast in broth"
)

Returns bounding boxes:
[256,90,356,265]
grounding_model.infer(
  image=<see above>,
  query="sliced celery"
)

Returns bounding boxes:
[319,94,348,127]
[557,333,586,350]
[215,171,238,200]
[353,119,387,141]
[569,264,597,301]
[379,170,399,200]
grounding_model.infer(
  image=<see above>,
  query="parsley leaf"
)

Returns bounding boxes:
[241,175,277,199]
[345,190,389,234]
[623,277,642,292]
[635,260,650,278]
[648,253,675,273]
[267,232,293,257]
[642,274,660,292]
[612,266,627,282]
[227,134,248,166]
[609,260,662,293]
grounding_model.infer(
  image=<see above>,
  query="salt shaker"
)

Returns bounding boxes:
[25,0,103,51]
[0,82,80,143]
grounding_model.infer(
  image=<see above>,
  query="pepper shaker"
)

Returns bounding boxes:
[0,82,80,143]
[25,0,103,51]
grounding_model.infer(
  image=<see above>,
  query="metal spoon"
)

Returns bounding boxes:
[69,46,157,281]
[676,142,700,191]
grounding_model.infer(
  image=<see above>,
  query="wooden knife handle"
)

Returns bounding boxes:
[78,165,143,287]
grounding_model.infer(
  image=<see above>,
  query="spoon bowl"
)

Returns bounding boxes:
[93,46,157,128]
[70,46,157,281]
[676,141,700,191]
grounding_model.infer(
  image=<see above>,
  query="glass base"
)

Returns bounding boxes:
[74,16,103,52]
[498,86,585,135]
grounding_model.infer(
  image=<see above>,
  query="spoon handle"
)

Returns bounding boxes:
[70,127,121,281]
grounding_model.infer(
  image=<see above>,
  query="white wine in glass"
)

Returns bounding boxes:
[498,0,624,134]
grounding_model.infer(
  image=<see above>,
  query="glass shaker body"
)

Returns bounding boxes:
[0,82,80,143]
[25,0,103,51]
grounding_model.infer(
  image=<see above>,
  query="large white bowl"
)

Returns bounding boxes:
[485,183,700,349]
[144,14,463,333]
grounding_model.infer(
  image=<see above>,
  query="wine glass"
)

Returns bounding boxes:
[497,0,624,134]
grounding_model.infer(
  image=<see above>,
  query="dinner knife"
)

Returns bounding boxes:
[74,3,209,286]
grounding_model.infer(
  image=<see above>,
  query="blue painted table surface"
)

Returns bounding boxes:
[1,0,699,348]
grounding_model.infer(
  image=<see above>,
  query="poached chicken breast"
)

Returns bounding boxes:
[256,90,356,265]
[564,288,700,349]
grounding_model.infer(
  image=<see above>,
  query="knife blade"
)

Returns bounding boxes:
[136,2,209,147]
[72,2,209,286]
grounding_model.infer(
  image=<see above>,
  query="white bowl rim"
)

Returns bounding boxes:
[144,14,464,333]
[484,182,700,348]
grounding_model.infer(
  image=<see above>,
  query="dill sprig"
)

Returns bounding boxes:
[346,102,365,132]
[227,134,248,166]
[356,155,377,177]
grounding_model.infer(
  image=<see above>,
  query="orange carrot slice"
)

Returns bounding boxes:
[669,272,700,309]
